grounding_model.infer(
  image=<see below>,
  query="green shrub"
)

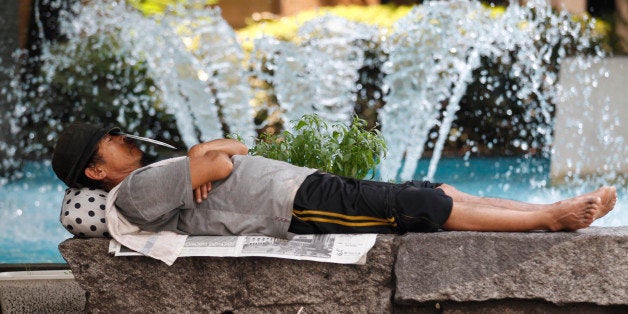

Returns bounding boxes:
[246,114,386,179]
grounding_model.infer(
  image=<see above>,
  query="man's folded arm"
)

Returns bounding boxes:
[187,139,247,202]
[188,150,234,190]
[187,139,248,159]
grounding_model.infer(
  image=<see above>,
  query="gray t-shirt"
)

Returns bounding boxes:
[114,155,317,238]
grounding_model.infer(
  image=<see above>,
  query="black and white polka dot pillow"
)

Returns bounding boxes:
[60,188,111,238]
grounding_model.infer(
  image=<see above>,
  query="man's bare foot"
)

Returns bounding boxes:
[581,186,617,219]
[593,186,617,219]
[547,195,599,231]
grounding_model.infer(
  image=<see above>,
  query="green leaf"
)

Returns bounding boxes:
[241,114,387,179]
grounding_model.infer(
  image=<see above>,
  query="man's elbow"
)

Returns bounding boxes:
[234,141,249,155]
[218,157,234,178]
[207,152,233,179]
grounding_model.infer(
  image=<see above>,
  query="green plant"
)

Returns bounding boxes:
[245,114,386,179]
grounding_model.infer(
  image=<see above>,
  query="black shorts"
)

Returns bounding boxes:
[288,171,453,234]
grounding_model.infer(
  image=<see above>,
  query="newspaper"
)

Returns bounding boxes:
[108,234,378,265]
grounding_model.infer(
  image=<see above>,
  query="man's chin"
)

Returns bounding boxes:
[140,153,159,167]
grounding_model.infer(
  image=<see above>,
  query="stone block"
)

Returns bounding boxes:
[394,227,628,308]
[551,57,628,184]
[59,235,397,313]
[58,228,628,312]
[0,276,85,313]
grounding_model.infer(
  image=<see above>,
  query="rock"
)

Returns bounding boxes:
[59,235,397,313]
[0,278,85,313]
[395,227,628,307]
[616,0,628,54]
[59,228,628,312]
[551,57,628,184]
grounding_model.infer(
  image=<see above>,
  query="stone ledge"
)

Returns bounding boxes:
[59,235,397,313]
[58,227,628,312]
[395,227,628,307]
[0,278,85,313]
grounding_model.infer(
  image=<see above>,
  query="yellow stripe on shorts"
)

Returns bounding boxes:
[292,209,397,227]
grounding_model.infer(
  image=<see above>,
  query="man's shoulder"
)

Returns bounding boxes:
[115,155,192,211]
[146,156,188,168]
[121,156,189,187]
[230,155,317,177]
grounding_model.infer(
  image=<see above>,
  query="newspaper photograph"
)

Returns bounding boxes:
[109,234,377,264]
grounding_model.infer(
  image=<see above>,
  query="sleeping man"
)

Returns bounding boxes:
[52,123,617,240]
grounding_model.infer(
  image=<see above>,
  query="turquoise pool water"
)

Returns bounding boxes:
[1,158,626,264]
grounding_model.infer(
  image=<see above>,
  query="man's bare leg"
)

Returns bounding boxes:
[441,193,600,232]
[438,184,616,217]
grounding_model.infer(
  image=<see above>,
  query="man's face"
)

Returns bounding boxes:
[95,133,144,184]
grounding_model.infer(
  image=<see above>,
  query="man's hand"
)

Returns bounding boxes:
[194,182,212,204]
[188,139,247,203]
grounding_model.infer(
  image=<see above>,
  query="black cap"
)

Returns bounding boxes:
[52,123,120,188]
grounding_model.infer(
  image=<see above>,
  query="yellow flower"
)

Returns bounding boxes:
[128,0,219,16]
[237,4,413,51]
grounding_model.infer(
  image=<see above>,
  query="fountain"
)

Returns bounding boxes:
[251,14,380,126]
[378,1,612,182]
[0,0,625,264]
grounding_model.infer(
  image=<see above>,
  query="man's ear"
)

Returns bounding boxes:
[84,165,106,181]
